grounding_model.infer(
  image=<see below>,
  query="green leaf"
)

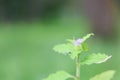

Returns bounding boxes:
[90,70,115,80]
[82,33,94,42]
[82,43,89,51]
[42,71,73,80]
[81,53,112,65]
[69,50,82,60]
[53,43,74,55]
[66,39,75,43]
[53,43,82,60]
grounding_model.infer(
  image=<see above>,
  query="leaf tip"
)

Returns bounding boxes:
[95,55,112,64]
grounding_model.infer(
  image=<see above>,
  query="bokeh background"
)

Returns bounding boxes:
[0,0,120,80]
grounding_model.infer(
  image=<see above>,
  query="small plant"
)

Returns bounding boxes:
[42,33,115,80]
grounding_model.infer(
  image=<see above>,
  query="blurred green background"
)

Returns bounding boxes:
[0,0,120,80]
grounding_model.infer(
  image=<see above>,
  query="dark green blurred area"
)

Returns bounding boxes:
[0,0,120,80]
[0,0,68,20]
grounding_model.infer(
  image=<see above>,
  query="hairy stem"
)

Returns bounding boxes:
[75,55,80,80]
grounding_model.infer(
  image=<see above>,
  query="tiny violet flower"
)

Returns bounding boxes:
[73,38,83,46]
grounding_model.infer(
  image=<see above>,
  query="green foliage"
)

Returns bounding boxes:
[81,43,89,51]
[43,33,115,80]
[42,71,73,80]
[69,49,82,60]
[53,33,94,60]
[82,33,94,42]
[53,43,74,55]
[81,53,112,65]
[90,70,115,80]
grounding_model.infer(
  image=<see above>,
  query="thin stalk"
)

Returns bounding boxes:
[75,55,80,80]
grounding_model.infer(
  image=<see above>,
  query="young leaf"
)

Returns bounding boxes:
[81,53,112,65]
[82,33,94,42]
[90,70,115,80]
[66,39,75,43]
[81,43,89,51]
[53,43,74,55]
[42,71,73,80]
[69,50,82,60]
[53,43,82,60]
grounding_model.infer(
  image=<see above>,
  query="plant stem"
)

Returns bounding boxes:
[75,55,80,80]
